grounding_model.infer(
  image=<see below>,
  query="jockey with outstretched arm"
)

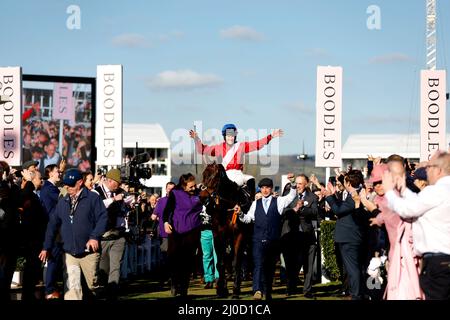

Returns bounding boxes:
[189,123,283,196]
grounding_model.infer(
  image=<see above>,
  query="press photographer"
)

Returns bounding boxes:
[95,168,134,300]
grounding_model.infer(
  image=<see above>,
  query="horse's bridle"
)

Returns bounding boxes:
[201,184,236,212]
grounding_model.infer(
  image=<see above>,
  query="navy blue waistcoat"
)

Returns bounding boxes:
[254,197,281,241]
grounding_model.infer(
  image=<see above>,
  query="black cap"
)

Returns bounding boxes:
[258,178,273,188]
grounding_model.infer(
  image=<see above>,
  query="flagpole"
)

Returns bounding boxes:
[193,124,198,175]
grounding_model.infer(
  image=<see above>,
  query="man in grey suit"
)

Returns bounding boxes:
[281,174,318,298]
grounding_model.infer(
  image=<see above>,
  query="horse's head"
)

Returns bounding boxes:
[202,162,226,193]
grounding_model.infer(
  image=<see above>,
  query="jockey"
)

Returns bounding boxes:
[189,123,283,197]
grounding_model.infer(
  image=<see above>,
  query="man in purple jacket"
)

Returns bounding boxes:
[163,174,202,297]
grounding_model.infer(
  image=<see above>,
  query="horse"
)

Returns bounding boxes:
[199,163,253,298]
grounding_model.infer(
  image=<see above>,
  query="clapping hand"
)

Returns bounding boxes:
[324,182,336,197]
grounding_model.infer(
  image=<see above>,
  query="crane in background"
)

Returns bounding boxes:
[426,0,437,71]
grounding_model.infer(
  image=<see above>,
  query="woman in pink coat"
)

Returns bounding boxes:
[360,163,423,300]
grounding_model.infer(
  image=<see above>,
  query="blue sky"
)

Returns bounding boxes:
[2,0,450,155]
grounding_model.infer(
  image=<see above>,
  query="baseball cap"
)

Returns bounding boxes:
[62,169,82,187]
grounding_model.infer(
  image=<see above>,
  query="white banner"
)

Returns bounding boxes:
[96,65,123,166]
[0,67,22,166]
[420,70,447,162]
[315,66,343,167]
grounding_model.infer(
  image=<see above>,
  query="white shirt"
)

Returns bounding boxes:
[43,153,61,169]
[101,184,115,209]
[385,175,450,256]
[240,187,296,223]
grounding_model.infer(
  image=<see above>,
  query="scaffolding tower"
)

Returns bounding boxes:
[426,0,437,70]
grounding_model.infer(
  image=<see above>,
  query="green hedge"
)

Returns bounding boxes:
[320,220,340,281]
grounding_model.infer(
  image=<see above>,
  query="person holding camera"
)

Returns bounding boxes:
[95,169,132,300]
[39,169,107,300]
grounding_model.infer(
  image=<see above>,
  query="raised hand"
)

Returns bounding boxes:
[59,159,67,173]
[271,129,284,138]
[374,157,382,165]
[287,172,295,183]
[21,169,32,181]
[382,171,395,193]
[189,130,198,139]
[324,182,336,197]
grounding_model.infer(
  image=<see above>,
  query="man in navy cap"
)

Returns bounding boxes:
[239,177,296,300]
[39,168,107,300]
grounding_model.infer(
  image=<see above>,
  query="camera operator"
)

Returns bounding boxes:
[95,168,133,300]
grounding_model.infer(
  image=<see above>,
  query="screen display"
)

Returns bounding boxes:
[22,76,95,173]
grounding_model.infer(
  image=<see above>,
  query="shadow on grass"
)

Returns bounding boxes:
[119,273,344,301]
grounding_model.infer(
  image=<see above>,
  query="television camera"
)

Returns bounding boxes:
[119,152,153,244]
[121,152,152,189]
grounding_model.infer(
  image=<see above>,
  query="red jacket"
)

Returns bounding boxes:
[195,134,272,171]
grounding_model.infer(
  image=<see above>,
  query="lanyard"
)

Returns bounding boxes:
[69,195,80,224]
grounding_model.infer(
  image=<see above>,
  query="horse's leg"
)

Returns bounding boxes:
[232,231,244,298]
[213,228,229,297]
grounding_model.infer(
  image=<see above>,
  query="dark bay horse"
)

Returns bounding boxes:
[199,163,253,298]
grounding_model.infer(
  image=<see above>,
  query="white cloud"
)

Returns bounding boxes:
[369,53,413,65]
[147,70,223,90]
[220,25,265,41]
[112,33,151,48]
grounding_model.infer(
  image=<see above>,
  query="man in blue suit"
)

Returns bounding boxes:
[325,170,367,300]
